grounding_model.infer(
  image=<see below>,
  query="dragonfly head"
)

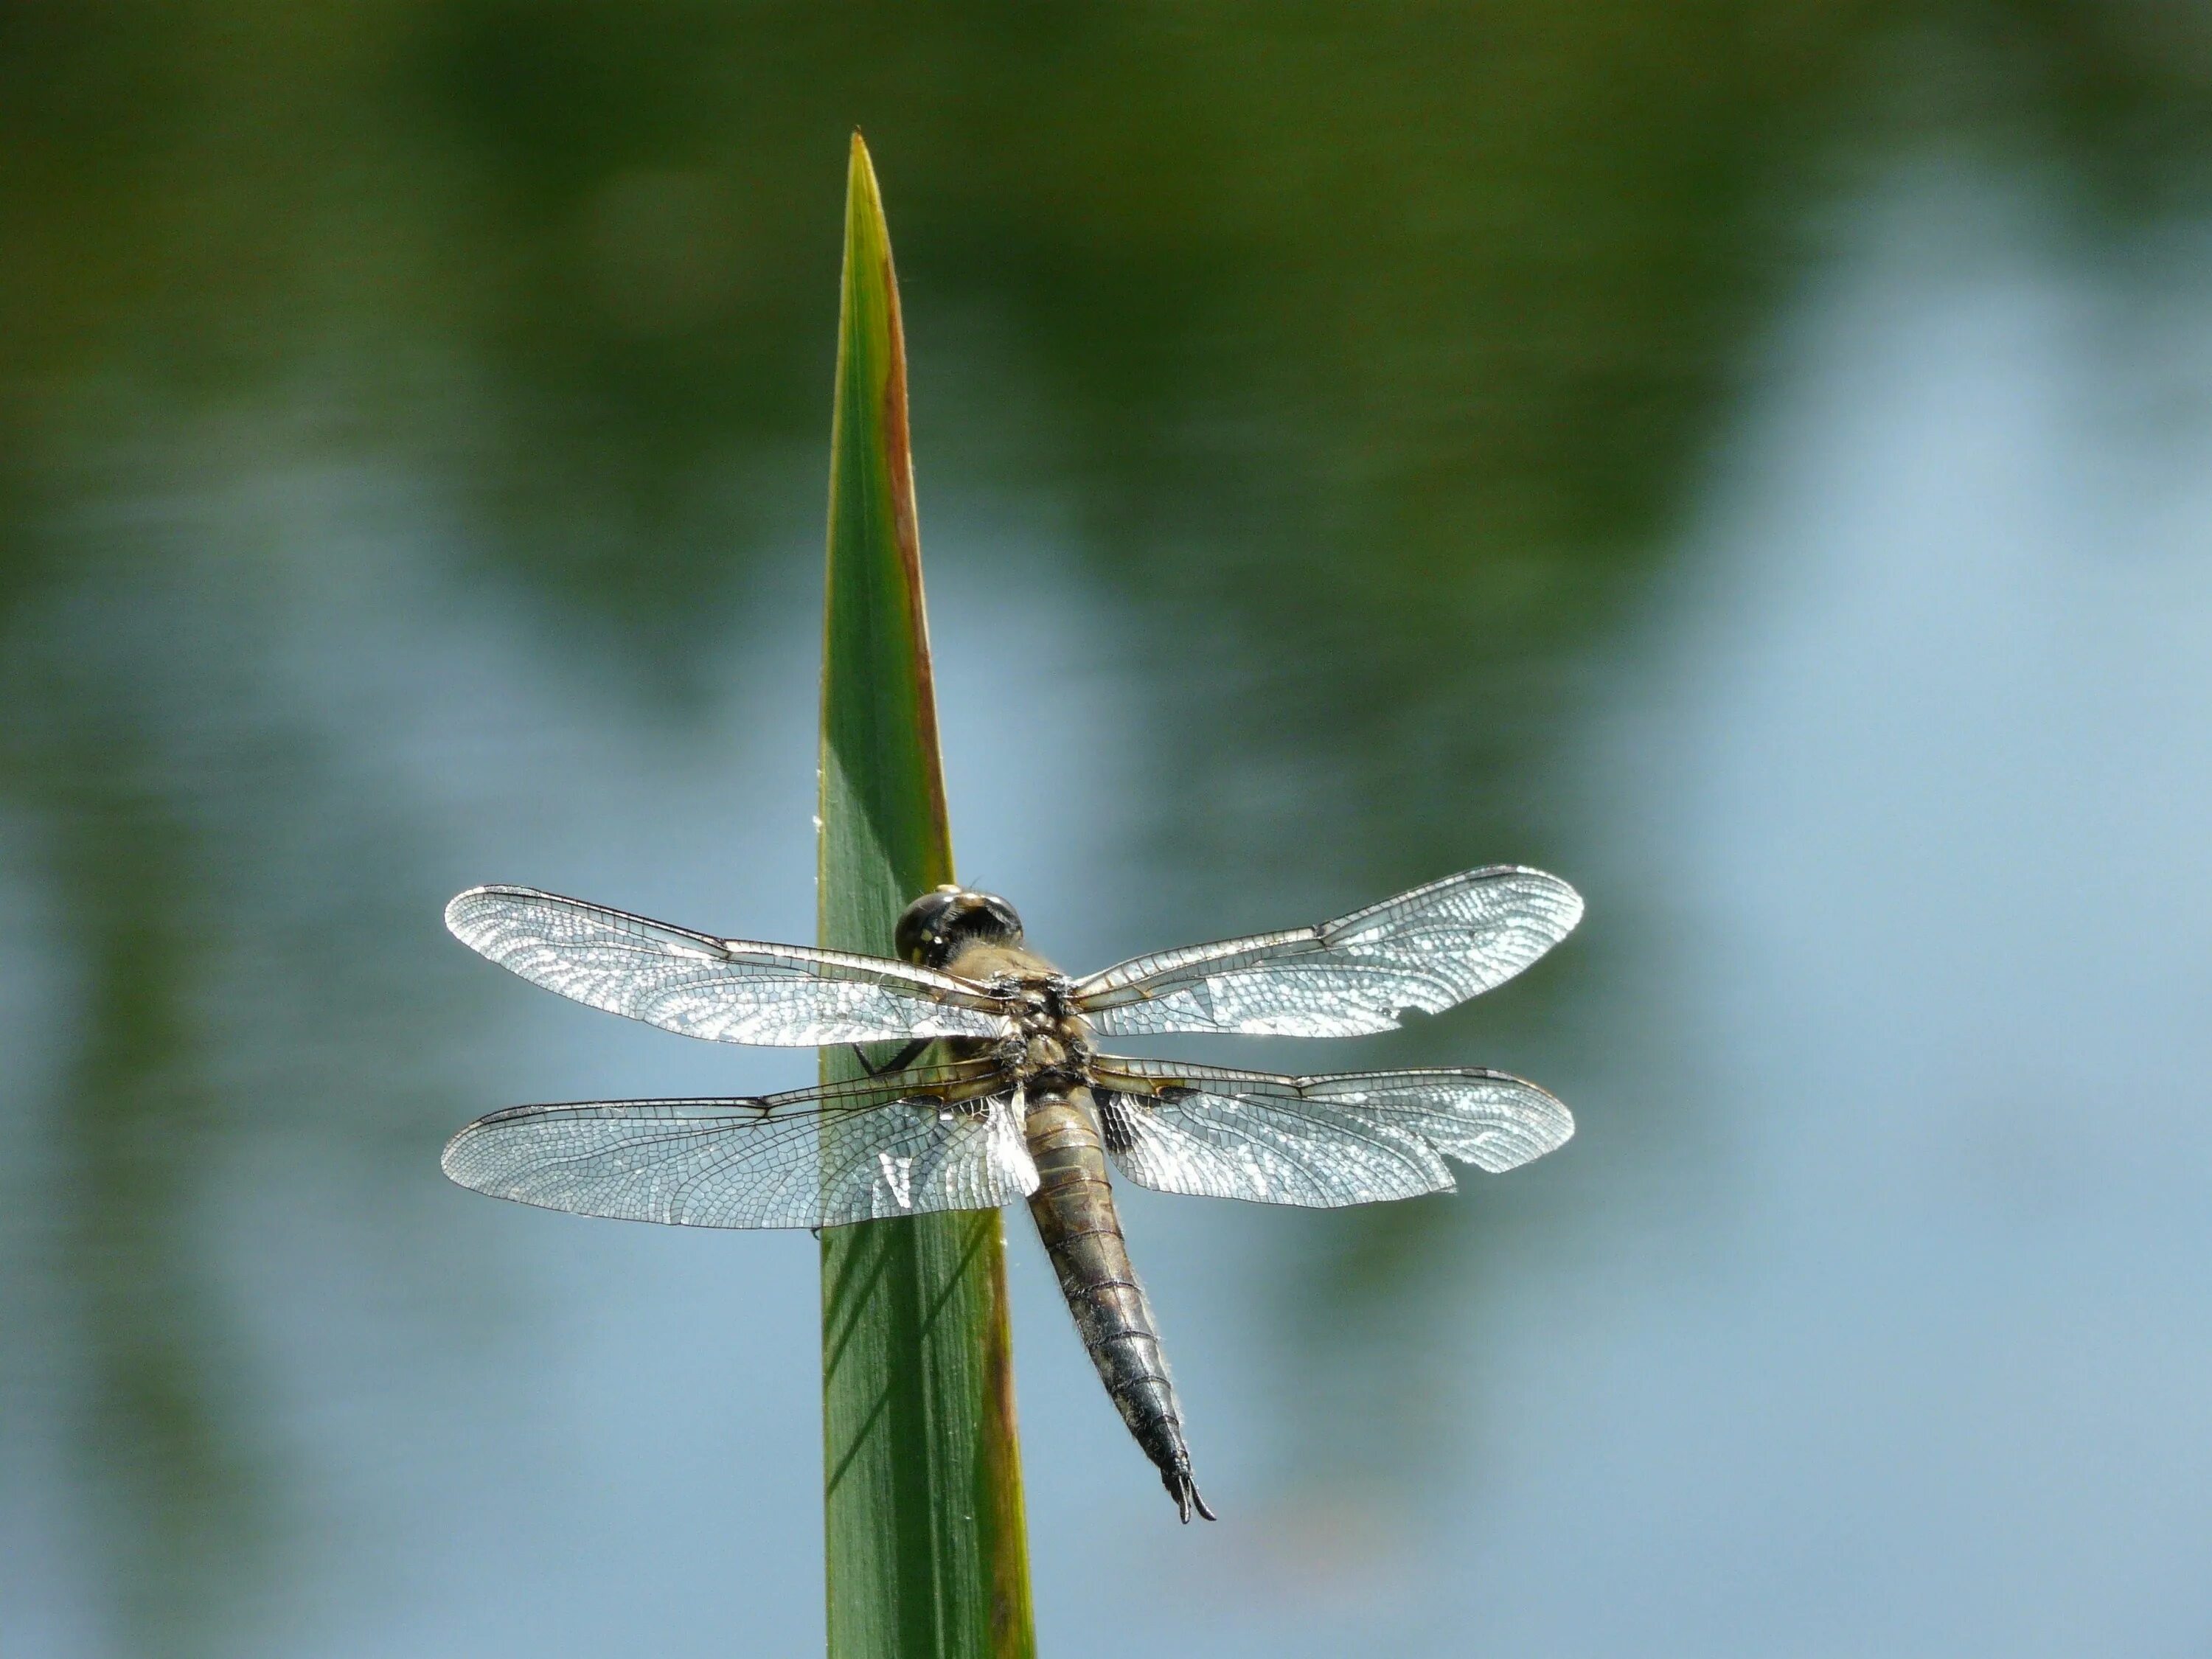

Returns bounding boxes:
[895,885,1025,967]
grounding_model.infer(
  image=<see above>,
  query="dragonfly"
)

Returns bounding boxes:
[441,864,1582,1523]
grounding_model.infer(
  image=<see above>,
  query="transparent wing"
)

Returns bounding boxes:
[1074,866,1582,1037]
[441,1062,1037,1229]
[1091,1055,1572,1208]
[446,886,1013,1046]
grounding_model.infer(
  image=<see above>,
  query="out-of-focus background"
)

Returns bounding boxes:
[4,7,2211,1655]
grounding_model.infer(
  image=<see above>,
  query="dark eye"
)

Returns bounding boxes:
[894,890,961,963]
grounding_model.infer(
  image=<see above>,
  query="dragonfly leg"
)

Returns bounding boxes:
[849,1037,931,1079]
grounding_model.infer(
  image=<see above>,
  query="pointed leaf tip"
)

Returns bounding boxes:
[817,136,1034,1659]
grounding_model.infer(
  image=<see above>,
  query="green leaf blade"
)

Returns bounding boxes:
[818,133,1035,1659]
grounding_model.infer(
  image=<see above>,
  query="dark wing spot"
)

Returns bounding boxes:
[1097,1090,1142,1155]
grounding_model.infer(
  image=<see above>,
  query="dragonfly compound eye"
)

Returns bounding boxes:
[970,893,1024,944]
[894,888,964,964]
[894,888,1024,965]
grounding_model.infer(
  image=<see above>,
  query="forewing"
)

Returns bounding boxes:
[441,1062,1037,1229]
[1092,1056,1573,1208]
[447,886,1012,1046]
[1074,866,1582,1037]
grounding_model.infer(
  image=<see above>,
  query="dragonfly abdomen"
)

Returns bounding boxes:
[1022,1083,1214,1523]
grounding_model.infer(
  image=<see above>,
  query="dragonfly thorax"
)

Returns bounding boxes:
[995,973,1092,1086]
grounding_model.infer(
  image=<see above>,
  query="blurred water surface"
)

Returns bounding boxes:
[5,7,2212,1657]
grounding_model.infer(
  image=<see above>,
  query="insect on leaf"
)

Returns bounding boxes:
[818,133,1036,1659]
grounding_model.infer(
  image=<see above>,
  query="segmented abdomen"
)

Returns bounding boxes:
[1022,1082,1213,1522]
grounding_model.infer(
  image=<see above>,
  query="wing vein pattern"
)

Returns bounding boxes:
[1073,866,1582,1037]
[1093,1057,1573,1208]
[446,886,1012,1046]
[441,1064,1038,1229]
